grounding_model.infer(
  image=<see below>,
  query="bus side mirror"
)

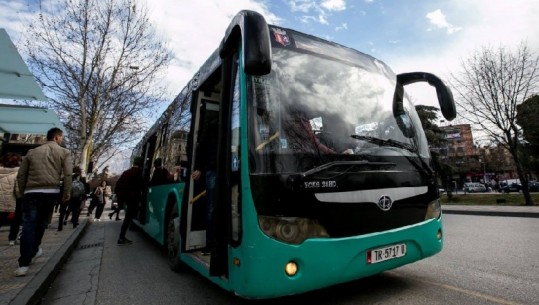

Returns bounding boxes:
[219,10,272,76]
[396,72,456,121]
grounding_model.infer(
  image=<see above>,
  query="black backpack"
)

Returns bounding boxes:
[71,176,86,198]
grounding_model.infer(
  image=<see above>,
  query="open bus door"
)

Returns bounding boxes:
[185,67,230,277]
[184,10,272,278]
[185,56,238,277]
[209,10,272,277]
[209,56,238,277]
[139,135,157,224]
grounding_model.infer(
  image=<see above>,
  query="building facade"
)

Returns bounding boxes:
[439,124,519,189]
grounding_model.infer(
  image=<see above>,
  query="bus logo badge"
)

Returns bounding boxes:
[272,28,290,46]
[377,195,393,211]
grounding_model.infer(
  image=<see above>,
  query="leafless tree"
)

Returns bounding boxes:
[23,0,172,175]
[451,42,539,205]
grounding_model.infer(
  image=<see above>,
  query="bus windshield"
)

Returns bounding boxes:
[248,47,430,175]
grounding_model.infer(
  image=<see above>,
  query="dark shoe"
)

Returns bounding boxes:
[73,223,78,229]
[57,227,63,232]
[115,218,121,221]
[109,213,113,220]
[63,221,67,225]
[118,238,133,245]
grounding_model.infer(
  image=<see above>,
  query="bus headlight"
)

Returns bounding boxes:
[258,216,330,244]
[425,199,441,220]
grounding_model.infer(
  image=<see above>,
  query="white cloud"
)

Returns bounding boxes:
[286,0,345,25]
[425,9,462,34]
[143,0,279,99]
[321,0,346,11]
[287,0,317,13]
[391,0,539,112]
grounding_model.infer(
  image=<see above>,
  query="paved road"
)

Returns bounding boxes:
[40,214,539,305]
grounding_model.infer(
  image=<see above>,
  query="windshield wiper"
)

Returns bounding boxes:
[350,135,416,153]
[351,134,434,177]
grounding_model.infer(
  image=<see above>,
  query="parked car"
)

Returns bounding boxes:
[500,182,521,193]
[528,181,539,192]
[463,182,487,193]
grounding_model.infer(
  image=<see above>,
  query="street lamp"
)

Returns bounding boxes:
[479,158,487,184]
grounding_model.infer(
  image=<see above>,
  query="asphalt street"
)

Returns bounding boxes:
[0,206,539,304]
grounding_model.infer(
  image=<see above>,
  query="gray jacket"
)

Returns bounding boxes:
[17,141,73,197]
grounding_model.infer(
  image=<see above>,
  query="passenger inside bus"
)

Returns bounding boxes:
[315,115,356,154]
[281,109,335,154]
[150,158,173,185]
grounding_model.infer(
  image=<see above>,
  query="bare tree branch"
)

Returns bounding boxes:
[22,0,173,176]
[451,42,539,205]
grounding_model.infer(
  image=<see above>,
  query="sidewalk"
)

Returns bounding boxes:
[0,211,90,305]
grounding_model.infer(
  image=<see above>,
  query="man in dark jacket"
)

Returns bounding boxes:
[115,156,143,245]
[150,158,172,185]
[15,128,72,276]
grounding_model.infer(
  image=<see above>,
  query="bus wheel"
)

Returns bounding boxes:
[167,204,184,272]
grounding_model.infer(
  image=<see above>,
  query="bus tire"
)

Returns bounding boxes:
[167,203,184,272]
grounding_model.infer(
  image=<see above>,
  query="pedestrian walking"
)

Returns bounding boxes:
[14,128,73,276]
[0,153,23,245]
[92,180,111,221]
[58,166,86,230]
[115,157,143,245]
[108,195,122,221]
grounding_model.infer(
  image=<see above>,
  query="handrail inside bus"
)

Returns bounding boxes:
[190,190,207,204]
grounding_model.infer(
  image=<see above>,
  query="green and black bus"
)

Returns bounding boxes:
[131,10,456,299]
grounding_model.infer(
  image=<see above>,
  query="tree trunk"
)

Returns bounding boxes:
[513,152,534,206]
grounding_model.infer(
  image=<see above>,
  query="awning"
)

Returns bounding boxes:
[0,105,64,135]
[0,28,48,101]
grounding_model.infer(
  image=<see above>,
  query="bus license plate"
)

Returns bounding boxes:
[367,243,406,264]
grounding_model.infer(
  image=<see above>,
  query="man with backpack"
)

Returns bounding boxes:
[59,166,86,230]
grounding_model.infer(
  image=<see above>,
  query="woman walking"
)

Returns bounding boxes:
[93,180,111,221]
[0,153,23,245]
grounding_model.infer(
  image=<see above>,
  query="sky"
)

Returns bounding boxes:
[2,0,538,113]
[1,0,538,171]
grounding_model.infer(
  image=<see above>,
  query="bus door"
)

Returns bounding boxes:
[209,55,241,277]
[185,96,220,252]
[185,55,239,277]
[138,134,157,224]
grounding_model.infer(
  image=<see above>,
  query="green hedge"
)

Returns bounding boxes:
[440,192,539,206]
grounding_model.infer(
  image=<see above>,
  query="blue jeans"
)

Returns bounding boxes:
[18,193,57,267]
[205,170,216,250]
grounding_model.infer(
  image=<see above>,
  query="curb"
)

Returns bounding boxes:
[443,209,539,218]
[10,219,90,305]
